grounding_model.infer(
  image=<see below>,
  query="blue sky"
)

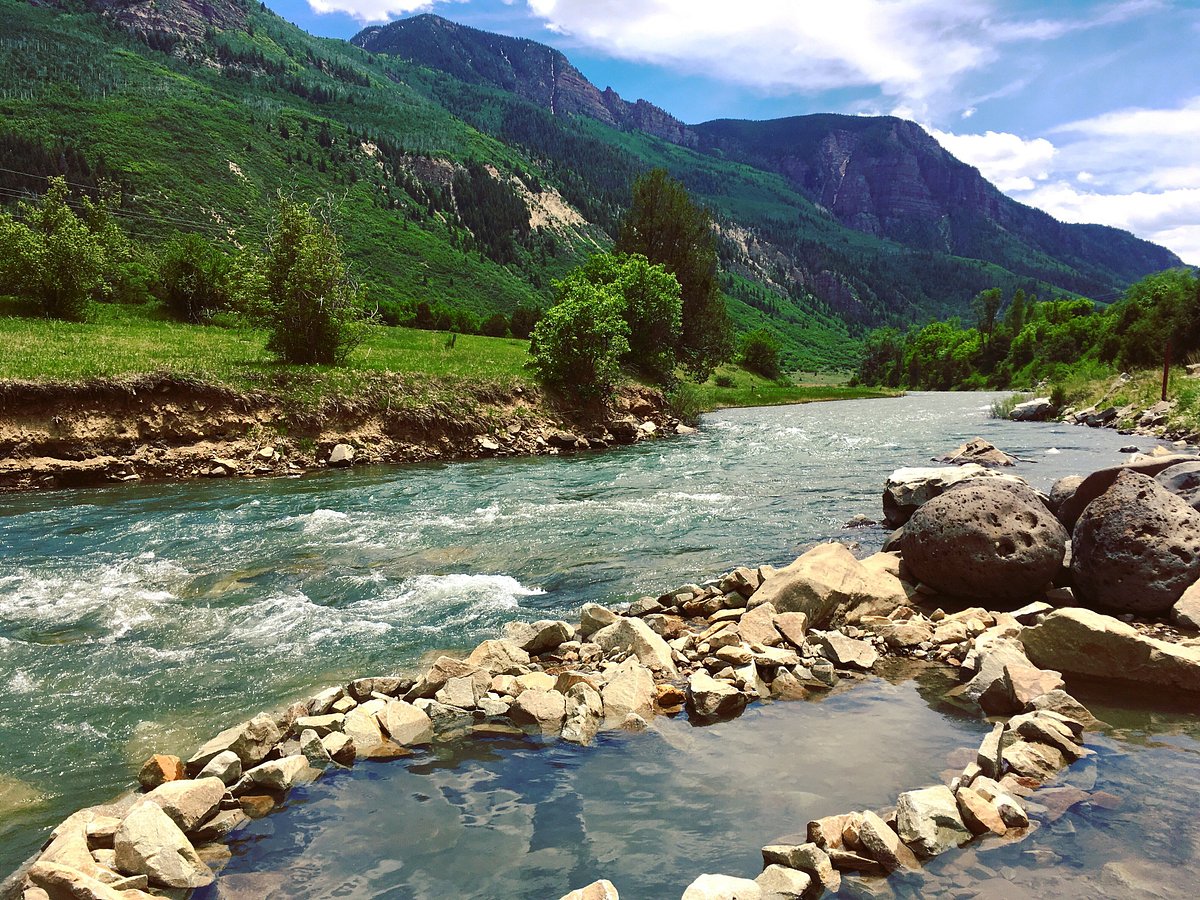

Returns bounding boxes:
[266,0,1200,262]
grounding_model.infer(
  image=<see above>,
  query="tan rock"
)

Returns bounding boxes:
[755,864,811,898]
[761,842,840,894]
[1000,739,1066,782]
[143,777,224,833]
[591,617,678,674]
[772,612,809,649]
[857,810,920,872]
[378,700,433,746]
[508,688,567,733]
[186,714,281,773]
[681,873,762,899]
[600,659,657,720]
[465,639,532,675]
[26,861,156,900]
[738,602,782,647]
[896,785,971,858]
[956,786,1007,836]
[685,670,746,720]
[1004,664,1064,708]
[559,880,620,900]
[113,802,213,889]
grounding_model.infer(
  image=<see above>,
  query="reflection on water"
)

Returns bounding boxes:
[201,668,989,899]
[0,393,1172,873]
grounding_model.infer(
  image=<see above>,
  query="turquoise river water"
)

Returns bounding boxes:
[2,392,1197,895]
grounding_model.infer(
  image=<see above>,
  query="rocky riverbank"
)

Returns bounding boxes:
[0,374,686,493]
[4,445,1199,900]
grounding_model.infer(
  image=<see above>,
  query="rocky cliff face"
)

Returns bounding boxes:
[352,15,697,147]
[83,0,247,39]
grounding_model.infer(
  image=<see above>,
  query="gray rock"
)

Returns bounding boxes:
[681,873,763,899]
[809,631,878,670]
[300,729,332,767]
[895,785,972,858]
[1071,470,1200,614]
[686,670,747,720]
[113,801,214,889]
[761,842,840,894]
[143,776,225,833]
[505,619,574,654]
[1001,738,1066,782]
[378,700,434,745]
[328,443,355,467]
[190,807,250,844]
[936,437,1016,467]
[1155,460,1200,511]
[1055,454,1196,529]
[561,683,603,744]
[754,865,811,899]
[187,714,281,773]
[591,617,678,674]
[235,755,315,794]
[196,750,241,786]
[1009,397,1054,422]
[903,479,1067,604]
[883,464,1009,527]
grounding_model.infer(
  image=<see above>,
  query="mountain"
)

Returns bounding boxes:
[0,1,1183,372]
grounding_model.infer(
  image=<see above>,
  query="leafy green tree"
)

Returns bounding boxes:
[482,312,509,337]
[509,304,541,339]
[8,177,105,320]
[616,169,731,379]
[256,198,367,365]
[157,232,234,323]
[565,252,682,383]
[529,280,630,400]
[971,288,1003,346]
[739,327,783,380]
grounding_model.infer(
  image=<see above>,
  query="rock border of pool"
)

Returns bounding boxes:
[5,452,1200,900]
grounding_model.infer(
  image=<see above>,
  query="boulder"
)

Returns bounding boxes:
[737,602,782,647]
[754,865,811,899]
[1055,454,1196,530]
[580,604,619,636]
[1048,475,1083,517]
[378,701,433,746]
[1172,580,1200,631]
[235,756,315,794]
[600,660,657,720]
[342,704,387,754]
[186,714,281,773]
[328,444,355,467]
[113,802,213,889]
[504,619,574,655]
[196,750,241,786]
[936,437,1016,467]
[559,880,620,900]
[761,843,839,894]
[143,777,224,833]
[561,683,604,745]
[191,807,250,844]
[882,464,1008,527]
[464,640,531,676]
[856,810,920,872]
[748,543,907,630]
[1155,460,1200,511]
[300,729,332,767]
[902,479,1067,604]
[772,612,809,649]
[26,862,155,900]
[591,618,678,675]
[686,671,747,720]
[1000,739,1066,782]
[1009,397,1054,421]
[1071,470,1200,614]
[508,689,567,733]
[137,756,185,792]
[321,732,356,767]
[681,874,762,900]
[435,673,487,710]
[809,631,878,670]
[961,636,1033,714]
[969,777,1029,828]
[956,786,1007,836]
[895,785,971,858]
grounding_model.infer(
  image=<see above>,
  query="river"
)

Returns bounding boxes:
[0,392,1194,889]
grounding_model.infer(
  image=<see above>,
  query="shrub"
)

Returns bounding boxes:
[739,327,782,380]
[529,280,630,400]
[713,372,735,388]
[157,232,234,323]
[482,312,509,338]
[666,382,703,426]
[510,304,541,339]
[257,198,368,365]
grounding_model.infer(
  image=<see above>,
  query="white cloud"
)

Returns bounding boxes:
[931,98,1200,264]
[927,128,1056,192]
[305,0,458,23]
[961,107,977,119]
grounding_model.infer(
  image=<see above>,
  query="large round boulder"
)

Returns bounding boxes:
[903,480,1068,604]
[1072,470,1200,615]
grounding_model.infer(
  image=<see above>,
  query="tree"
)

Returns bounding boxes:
[529,280,630,400]
[971,288,1003,346]
[739,328,782,380]
[8,177,105,320]
[616,169,731,379]
[157,232,234,323]
[256,198,367,365]
[482,312,509,338]
[565,253,682,384]
[509,304,541,339]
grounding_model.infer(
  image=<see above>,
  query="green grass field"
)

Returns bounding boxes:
[0,301,893,411]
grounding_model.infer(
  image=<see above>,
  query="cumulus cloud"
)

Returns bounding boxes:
[305,0,458,23]
[931,98,1200,263]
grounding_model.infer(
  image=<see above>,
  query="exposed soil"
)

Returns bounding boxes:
[0,374,679,493]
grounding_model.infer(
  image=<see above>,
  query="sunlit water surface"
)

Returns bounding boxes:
[1,392,1193,887]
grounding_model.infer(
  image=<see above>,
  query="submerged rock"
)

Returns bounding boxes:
[903,480,1066,604]
[1071,470,1200,614]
